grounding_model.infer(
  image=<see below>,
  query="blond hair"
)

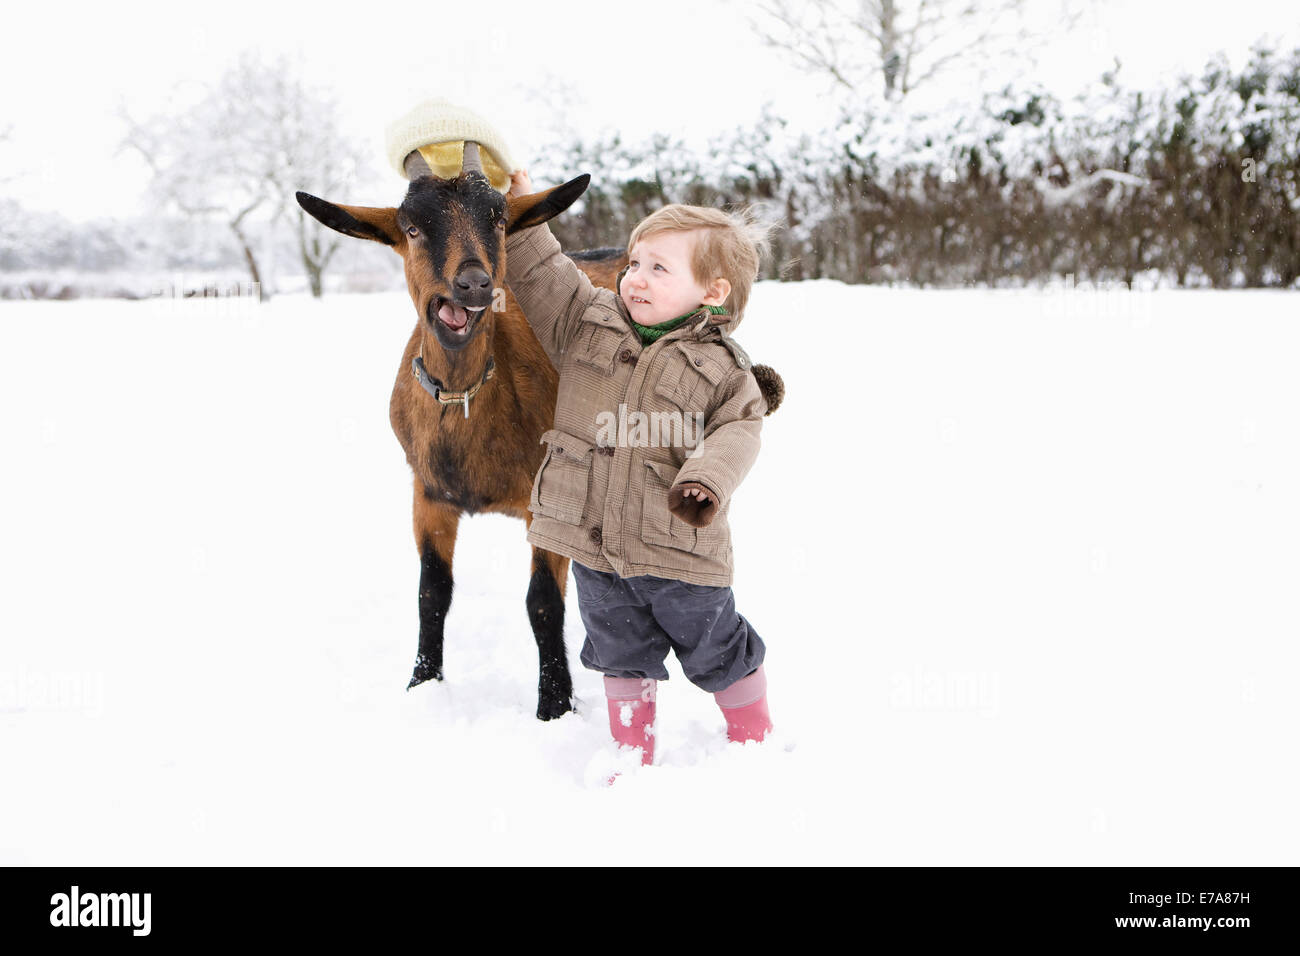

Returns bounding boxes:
[628,204,771,319]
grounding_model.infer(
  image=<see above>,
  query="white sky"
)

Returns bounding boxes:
[2,0,1297,221]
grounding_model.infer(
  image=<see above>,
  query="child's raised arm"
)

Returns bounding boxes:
[505,169,604,368]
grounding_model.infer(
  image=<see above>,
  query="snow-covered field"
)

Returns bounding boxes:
[2,282,1297,865]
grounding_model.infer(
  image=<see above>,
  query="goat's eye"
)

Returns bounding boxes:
[406,226,419,238]
[495,217,507,230]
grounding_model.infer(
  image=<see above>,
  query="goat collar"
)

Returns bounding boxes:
[411,346,496,419]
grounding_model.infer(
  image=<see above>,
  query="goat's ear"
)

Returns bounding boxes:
[296,192,402,246]
[505,175,591,235]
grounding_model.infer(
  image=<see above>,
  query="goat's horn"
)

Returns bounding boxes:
[462,141,483,177]
[404,150,434,180]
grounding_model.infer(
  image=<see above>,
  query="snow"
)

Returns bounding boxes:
[1,282,1297,865]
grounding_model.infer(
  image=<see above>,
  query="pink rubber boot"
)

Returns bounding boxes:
[714,666,772,743]
[604,676,656,766]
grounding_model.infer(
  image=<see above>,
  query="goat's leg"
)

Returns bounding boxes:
[527,546,574,720]
[409,488,460,690]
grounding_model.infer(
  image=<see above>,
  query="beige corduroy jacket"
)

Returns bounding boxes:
[506,224,773,587]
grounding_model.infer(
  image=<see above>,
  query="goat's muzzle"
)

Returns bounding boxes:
[426,263,494,350]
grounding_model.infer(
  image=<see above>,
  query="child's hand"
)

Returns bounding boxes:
[668,481,718,528]
[507,168,534,198]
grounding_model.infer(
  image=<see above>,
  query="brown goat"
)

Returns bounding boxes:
[296,145,616,719]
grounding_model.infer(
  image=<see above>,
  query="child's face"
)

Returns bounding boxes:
[621,230,719,326]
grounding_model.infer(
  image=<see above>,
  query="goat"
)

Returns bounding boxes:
[296,143,618,719]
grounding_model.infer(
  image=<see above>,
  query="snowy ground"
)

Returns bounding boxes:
[2,281,1297,865]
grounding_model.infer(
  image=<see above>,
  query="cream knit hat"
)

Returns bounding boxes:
[385,99,516,193]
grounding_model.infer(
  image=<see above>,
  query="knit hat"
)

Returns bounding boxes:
[385,99,516,193]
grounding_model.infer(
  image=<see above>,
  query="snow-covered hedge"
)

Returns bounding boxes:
[537,47,1300,289]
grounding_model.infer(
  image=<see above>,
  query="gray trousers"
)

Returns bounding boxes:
[571,562,766,693]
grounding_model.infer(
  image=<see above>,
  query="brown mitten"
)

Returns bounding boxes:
[668,481,719,528]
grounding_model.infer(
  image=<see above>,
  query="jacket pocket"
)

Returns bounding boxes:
[641,459,699,552]
[694,518,729,560]
[654,342,727,412]
[573,315,629,374]
[530,429,595,524]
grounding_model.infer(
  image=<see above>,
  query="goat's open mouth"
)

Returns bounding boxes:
[429,297,486,337]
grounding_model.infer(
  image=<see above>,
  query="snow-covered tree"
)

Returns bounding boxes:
[121,52,373,299]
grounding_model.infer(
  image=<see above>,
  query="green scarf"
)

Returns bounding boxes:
[629,305,727,345]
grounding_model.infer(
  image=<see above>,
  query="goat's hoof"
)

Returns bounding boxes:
[407,655,444,690]
[536,695,575,721]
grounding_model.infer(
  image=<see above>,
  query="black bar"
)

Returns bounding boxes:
[0,866,1293,945]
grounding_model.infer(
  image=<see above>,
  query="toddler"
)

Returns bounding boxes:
[506,169,781,765]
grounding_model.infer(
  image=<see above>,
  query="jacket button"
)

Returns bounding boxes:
[694,358,703,367]
[589,527,602,544]
[619,348,633,363]
[555,447,563,456]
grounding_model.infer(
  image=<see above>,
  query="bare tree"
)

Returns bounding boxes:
[121,52,371,299]
[751,0,1086,102]
[123,79,271,298]
[232,59,370,298]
